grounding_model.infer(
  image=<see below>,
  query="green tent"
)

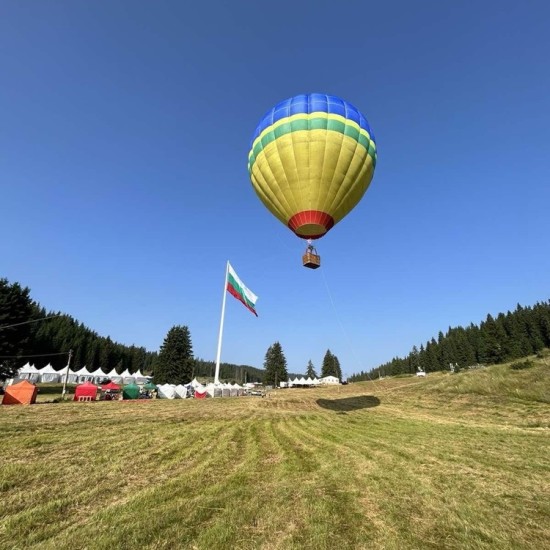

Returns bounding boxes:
[143,381,157,391]
[122,383,140,400]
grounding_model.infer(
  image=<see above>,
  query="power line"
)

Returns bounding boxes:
[0,314,62,331]
[320,266,376,383]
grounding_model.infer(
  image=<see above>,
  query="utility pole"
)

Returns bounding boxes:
[61,349,73,400]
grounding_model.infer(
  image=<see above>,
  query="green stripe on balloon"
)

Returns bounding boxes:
[248,117,376,172]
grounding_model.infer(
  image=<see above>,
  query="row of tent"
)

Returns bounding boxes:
[1,380,158,405]
[16,363,151,385]
[157,382,245,399]
[285,375,340,387]
[2,379,247,405]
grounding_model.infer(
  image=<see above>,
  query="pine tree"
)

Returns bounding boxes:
[0,279,35,378]
[263,342,288,386]
[154,326,195,384]
[321,349,342,378]
[332,354,342,381]
[321,349,334,377]
[305,359,317,378]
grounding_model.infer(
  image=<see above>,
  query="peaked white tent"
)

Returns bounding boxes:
[62,367,79,384]
[133,370,150,384]
[17,363,40,382]
[119,369,135,384]
[190,378,202,389]
[74,366,94,383]
[205,383,222,398]
[105,369,123,384]
[39,364,61,383]
[88,368,107,383]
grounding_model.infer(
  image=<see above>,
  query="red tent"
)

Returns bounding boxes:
[101,381,120,391]
[74,382,98,402]
[2,380,38,405]
[194,390,207,399]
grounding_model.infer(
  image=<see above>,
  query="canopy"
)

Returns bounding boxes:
[194,388,207,399]
[101,381,121,391]
[143,381,157,390]
[122,383,140,400]
[74,382,98,401]
[2,380,37,405]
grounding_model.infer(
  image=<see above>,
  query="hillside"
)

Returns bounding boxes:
[1,355,548,549]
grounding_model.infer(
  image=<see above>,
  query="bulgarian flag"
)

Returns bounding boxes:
[227,263,258,316]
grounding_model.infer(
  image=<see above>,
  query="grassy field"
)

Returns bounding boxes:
[1,360,549,549]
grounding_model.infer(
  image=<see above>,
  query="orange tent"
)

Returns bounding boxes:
[2,380,38,405]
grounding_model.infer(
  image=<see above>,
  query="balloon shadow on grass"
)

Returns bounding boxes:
[316,395,380,412]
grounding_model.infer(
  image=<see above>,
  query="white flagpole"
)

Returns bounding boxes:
[214,261,229,385]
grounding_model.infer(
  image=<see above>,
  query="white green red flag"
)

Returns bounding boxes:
[227,263,258,316]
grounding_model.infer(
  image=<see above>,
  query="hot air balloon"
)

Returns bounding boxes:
[248,93,377,268]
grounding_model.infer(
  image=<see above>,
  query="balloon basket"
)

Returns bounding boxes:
[302,251,321,269]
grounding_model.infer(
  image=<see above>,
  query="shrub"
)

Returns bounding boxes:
[510,360,535,370]
[536,349,549,359]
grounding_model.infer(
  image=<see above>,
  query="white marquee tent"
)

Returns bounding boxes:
[39,364,62,383]
[105,369,123,384]
[17,363,40,382]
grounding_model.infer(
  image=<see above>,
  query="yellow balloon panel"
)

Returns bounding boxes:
[250,130,374,236]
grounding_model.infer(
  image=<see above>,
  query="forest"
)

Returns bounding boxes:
[349,301,550,381]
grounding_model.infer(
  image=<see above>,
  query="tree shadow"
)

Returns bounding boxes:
[316,395,380,412]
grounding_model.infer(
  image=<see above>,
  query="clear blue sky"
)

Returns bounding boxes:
[2,1,549,378]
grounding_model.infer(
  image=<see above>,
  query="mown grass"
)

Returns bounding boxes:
[1,360,549,549]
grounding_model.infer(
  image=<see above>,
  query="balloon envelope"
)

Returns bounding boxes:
[248,93,377,239]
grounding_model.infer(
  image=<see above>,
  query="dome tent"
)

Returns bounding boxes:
[157,384,177,399]
[175,385,188,399]
[122,382,140,400]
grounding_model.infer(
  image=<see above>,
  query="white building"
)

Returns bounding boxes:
[319,375,340,385]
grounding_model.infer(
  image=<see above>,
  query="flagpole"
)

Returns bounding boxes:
[214,261,229,386]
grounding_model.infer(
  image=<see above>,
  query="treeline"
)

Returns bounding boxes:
[0,278,157,377]
[194,359,265,384]
[31,309,157,374]
[349,301,550,382]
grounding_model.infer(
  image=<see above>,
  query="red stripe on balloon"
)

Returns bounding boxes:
[287,210,335,240]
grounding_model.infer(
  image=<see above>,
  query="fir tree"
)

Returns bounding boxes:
[321,349,342,379]
[154,325,195,384]
[0,279,35,378]
[305,359,317,379]
[263,342,288,386]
